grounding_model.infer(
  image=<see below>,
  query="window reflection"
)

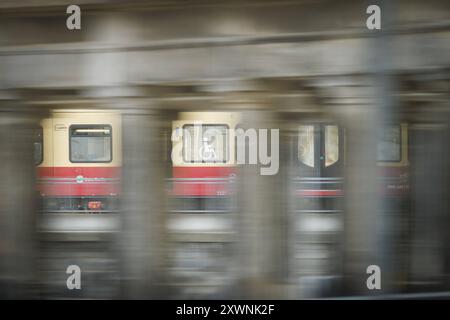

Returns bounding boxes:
[377,125,401,162]
[298,125,315,167]
[325,125,339,167]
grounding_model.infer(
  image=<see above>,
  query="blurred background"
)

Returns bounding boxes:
[0,0,450,299]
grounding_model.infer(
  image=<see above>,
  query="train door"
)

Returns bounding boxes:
[290,122,344,298]
[296,123,342,179]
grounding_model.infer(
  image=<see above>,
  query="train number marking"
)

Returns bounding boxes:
[55,124,68,131]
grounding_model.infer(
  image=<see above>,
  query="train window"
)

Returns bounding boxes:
[377,125,401,162]
[34,126,43,165]
[325,125,339,167]
[298,125,315,167]
[70,125,112,163]
[183,124,228,163]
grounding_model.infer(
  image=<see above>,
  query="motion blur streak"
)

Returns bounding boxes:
[0,0,449,299]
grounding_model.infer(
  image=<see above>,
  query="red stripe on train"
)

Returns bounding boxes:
[171,166,237,197]
[37,167,120,178]
[36,166,120,197]
[296,189,344,197]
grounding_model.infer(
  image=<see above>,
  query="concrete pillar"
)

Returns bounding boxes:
[237,108,284,299]
[0,102,44,298]
[444,108,450,290]
[369,0,400,293]
[341,103,380,295]
[409,118,448,290]
[339,0,400,295]
[119,106,168,299]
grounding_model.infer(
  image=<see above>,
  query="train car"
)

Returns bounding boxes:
[36,110,122,213]
[290,121,409,297]
[294,122,409,202]
[170,112,240,211]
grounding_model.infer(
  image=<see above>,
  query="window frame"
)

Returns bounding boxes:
[182,123,230,164]
[34,126,44,166]
[69,124,113,163]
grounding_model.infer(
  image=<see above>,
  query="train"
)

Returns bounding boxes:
[294,122,409,213]
[36,110,122,212]
[35,110,408,213]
